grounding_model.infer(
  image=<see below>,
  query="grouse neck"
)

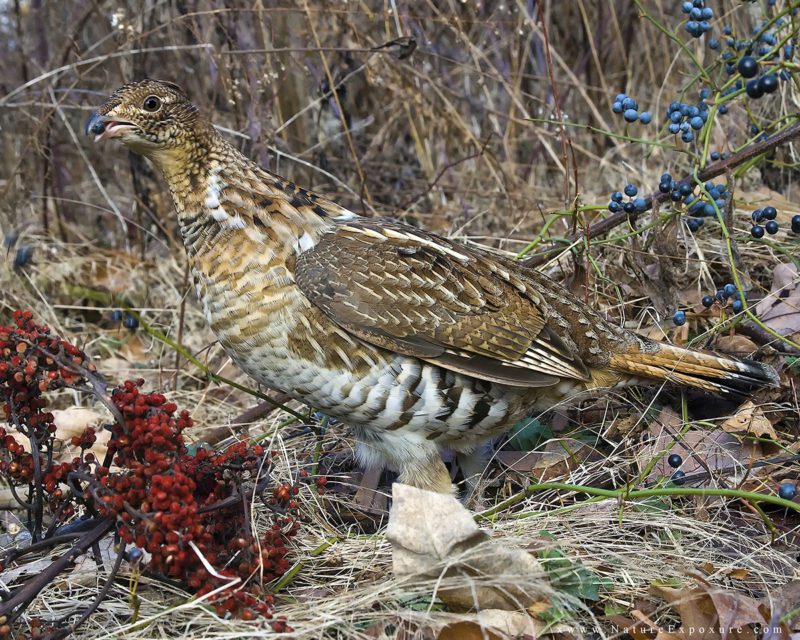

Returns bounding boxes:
[156,133,340,252]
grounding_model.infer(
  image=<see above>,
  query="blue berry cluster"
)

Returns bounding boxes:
[665,95,710,143]
[608,184,647,215]
[683,181,729,231]
[612,93,652,124]
[700,282,746,313]
[681,1,713,39]
[717,20,794,98]
[110,309,139,330]
[750,206,779,238]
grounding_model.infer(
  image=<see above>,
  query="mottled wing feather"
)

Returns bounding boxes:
[295,221,590,387]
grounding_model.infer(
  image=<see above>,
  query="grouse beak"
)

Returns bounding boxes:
[85,112,137,142]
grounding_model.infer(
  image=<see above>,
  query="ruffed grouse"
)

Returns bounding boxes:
[87,80,777,494]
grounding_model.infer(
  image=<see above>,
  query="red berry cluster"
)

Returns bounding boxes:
[97,380,298,622]
[0,312,302,629]
[0,311,97,521]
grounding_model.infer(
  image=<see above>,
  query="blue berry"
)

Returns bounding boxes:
[624,184,638,197]
[708,38,719,49]
[689,116,704,130]
[123,315,139,330]
[623,108,639,122]
[732,300,743,313]
[778,483,797,500]
[611,191,624,203]
[612,101,624,113]
[723,283,737,298]
[608,201,622,213]
[13,246,33,270]
[738,56,759,78]
[681,130,695,143]
[751,224,765,238]
[687,218,703,232]
[752,209,763,222]
[671,470,687,485]
[621,97,638,110]
[765,220,779,234]
[639,111,652,124]
[110,309,123,323]
[633,197,647,212]
[668,123,681,134]
[668,453,683,468]
[710,151,720,161]
[791,215,800,233]
[673,310,687,326]
[746,78,764,99]
[701,295,714,308]
[762,206,777,220]
[759,74,779,94]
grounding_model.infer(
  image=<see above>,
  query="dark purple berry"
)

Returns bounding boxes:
[738,56,759,78]
[671,470,687,485]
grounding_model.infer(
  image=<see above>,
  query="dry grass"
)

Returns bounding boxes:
[1,0,799,638]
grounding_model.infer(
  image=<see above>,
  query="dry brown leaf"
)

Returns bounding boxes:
[721,401,778,439]
[714,335,759,358]
[438,610,541,640]
[755,263,800,340]
[387,483,548,611]
[651,576,767,640]
[438,621,502,640]
[725,568,749,581]
[643,407,766,485]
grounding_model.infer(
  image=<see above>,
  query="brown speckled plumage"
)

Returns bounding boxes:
[87,80,778,494]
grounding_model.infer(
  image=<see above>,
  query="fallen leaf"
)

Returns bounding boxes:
[714,335,759,358]
[651,575,767,640]
[725,568,749,581]
[755,263,800,340]
[387,483,548,611]
[721,401,778,439]
[643,407,766,485]
[438,610,542,640]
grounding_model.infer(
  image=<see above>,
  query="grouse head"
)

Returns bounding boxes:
[86,80,210,168]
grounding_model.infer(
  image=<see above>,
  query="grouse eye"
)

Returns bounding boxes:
[142,96,162,112]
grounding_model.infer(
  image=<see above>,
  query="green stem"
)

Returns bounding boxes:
[475,482,799,522]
